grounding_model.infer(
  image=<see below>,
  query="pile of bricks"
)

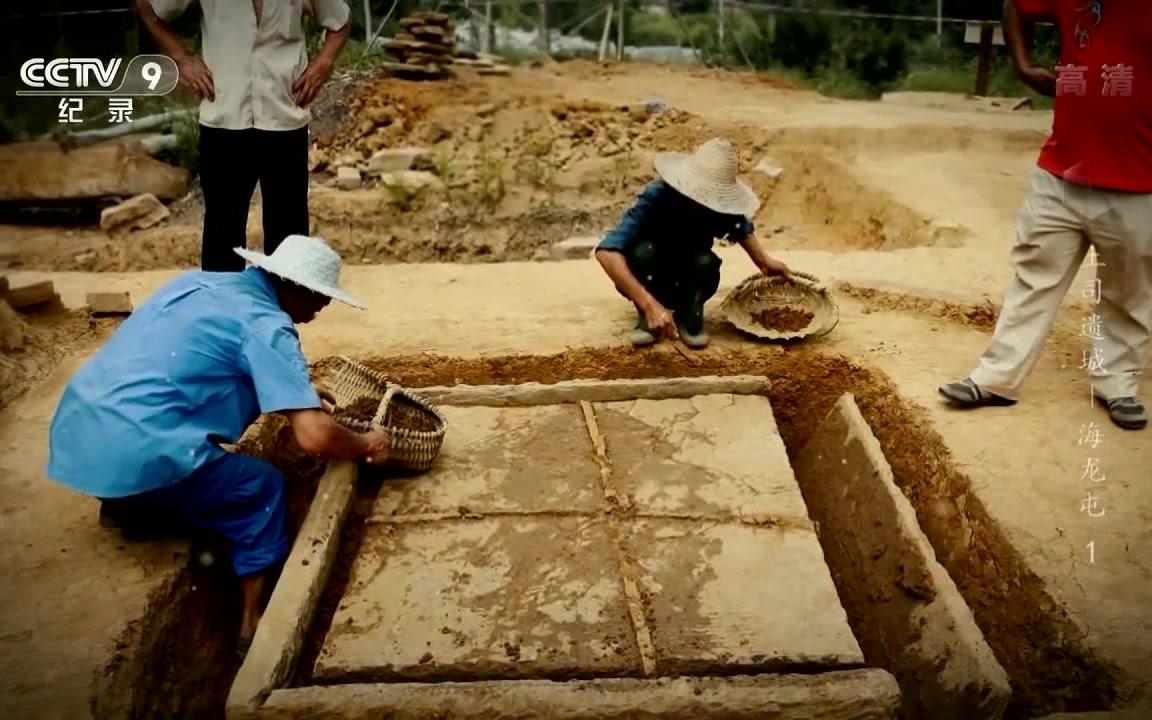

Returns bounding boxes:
[0,276,133,352]
[381,11,457,79]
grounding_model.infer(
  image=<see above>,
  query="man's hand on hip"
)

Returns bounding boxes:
[176,54,215,101]
[293,58,333,107]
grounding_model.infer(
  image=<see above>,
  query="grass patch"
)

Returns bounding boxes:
[897,63,1054,109]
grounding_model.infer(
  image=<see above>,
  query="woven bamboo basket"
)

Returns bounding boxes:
[719,271,839,341]
[321,356,447,472]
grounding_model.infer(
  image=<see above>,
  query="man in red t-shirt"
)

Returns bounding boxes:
[940,0,1152,430]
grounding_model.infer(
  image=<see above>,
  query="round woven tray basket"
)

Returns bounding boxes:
[719,271,839,341]
[320,356,447,472]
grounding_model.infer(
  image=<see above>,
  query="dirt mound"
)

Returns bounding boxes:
[836,281,1000,330]
[3,65,979,272]
[298,78,710,264]
[0,305,120,410]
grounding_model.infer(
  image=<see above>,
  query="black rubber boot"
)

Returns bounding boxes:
[675,292,709,349]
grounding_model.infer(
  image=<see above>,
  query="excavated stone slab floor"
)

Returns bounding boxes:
[312,395,864,683]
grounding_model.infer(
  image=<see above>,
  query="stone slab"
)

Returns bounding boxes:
[3,280,58,310]
[260,670,902,719]
[228,460,358,718]
[313,516,640,682]
[411,375,771,407]
[99,192,169,232]
[792,393,1011,720]
[628,518,864,675]
[372,404,602,516]
[594,394,810,519]
[86,291,133,316]
[0,140,189,201]
[550,235,600,260]
[335,166,362,190]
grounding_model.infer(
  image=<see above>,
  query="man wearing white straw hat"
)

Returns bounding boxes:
[46,235,388,657]
[595,138,791,348]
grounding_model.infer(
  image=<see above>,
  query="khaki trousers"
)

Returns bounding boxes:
[971,168,1152,400]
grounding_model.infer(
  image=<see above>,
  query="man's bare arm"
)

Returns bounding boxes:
[1003,0,1056,96]
[134,0,187,59]
[134,0,216,99]
[293,17,351,106]
[736,234,790,278]
[595,249,658,312]
[315,18,351,67]
[594,249,678,338]
[285,408,388,462]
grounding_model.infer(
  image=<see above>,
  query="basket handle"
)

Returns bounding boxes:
[786,270,825,291]
[316,386,337,413]
[373,385,398,426]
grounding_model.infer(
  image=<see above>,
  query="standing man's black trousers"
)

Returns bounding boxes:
[198,125,310,271]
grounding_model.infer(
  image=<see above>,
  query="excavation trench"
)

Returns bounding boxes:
[99,345,1122,719]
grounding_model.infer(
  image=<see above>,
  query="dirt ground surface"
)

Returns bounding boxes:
[1,61,1149,719]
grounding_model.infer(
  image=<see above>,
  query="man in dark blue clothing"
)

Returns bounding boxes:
[595,138,791,348]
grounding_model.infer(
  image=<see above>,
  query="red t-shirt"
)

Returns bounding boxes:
[1015,0,1152,192]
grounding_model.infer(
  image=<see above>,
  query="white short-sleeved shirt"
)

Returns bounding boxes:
[150,0,350,131]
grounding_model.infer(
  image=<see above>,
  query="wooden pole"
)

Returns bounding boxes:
[718,0,725,54]
[599,3,613,61]
[616,0,625,61]
[483,0,493,54]
[363,0,371,44]
[537,0,549,56]
[974,22,994,96]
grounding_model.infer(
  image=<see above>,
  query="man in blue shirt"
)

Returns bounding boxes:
[46,235,388,656]
[595,138,791,348]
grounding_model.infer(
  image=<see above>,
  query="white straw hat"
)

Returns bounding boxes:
[234,235,365,310]
[654,138,761,218]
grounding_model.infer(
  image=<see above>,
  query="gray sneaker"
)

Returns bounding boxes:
[677,324,710,349]
[1095,394,1147,430]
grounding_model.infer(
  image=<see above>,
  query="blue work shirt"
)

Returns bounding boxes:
[597,180,755,256]
[46,268,322,499]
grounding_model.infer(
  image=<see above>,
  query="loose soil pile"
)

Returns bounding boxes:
[0,306,120,411]
[752,306,813,333]
[333,395,381,424]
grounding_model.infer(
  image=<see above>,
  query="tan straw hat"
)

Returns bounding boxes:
[654,138,761,218]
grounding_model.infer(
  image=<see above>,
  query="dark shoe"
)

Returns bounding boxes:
[99,498,132,529]
[1094,394,1147,430]
[236,635,253,663]
[938,378,1017,407]
[99,499,190,540]
[630,309,656,347]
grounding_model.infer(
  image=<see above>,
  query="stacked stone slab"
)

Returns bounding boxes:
[382,11,456,79]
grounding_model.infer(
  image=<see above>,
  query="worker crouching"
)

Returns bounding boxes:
[595,138,791,349]
[45,235,388,658]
